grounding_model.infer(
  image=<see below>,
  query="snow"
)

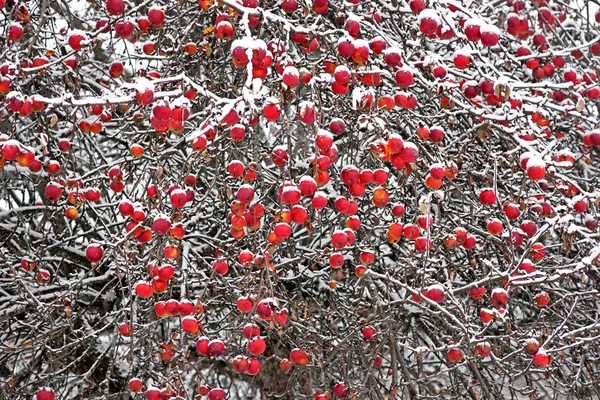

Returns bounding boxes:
[464,17,484,28]
[388,133,403,142]
[282,65,299,77]
[282,185,300,194]
[47,181,64,189]
[1,139,21,149]
[397,64,416,74]
[231,37,253,52]
[342,164,359,172]
[520,151,534,163]
[252,39,267,52]
[556,148,574,157]
[370,35,385,44]
[403,141,418,151]
[454,47,474,57]
[383,47,401,58]
[353,39,369,50]
[526,156,546,169]
[68,29,87,38]
[418,9,441,24]
[125,77,155,93]
[298,100,314,114]
[6,91,23,101]
[216,20,233,31]
[480,24,501,35]
[334,65,350,75]
[294,160,309,169]
[427,283,446,292]
[171,96,190,108]
[438,24,452,35]
[265,96,279,105]
[298,67,310,77]
[299,175,316,184]
[351,87,370,109]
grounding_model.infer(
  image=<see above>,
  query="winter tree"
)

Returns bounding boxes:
[1,0,600,398]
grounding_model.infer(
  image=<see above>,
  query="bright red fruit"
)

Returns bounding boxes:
[135,281,153,298]
[491,288,508,308]
[447,348,462,363]
[247,336,266,355]
[423,284,445,303]
[207,388,226,400]
[418,10,439,35]
[532,350,551,367]
[395,68,414,88]
[85,245,103,262]
[479,189,497,206]
[106,0,124,15]
[290,348,308,365]
[128,378,143,392]
[36,388,55,400]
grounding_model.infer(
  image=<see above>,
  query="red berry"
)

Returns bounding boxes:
[247,336,266,355]
[85,244,103,262]
[479,188,496,206]
[469,287,485,300]
[395,68,414,88]
[135,281,153,298]
[128,378,143,392]
[447,348,462,363]
[207,388,226,400]
[418,10,439,35]
[36,388,55,400]
[106,0,124,15]
[491,288,508,308]
[290,348,308,364]
[532,350,551,367]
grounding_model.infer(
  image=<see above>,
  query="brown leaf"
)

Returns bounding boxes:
[494,84,502,97]
[49,114,58,128]
[563,233,573,253]
[576,97,585,112]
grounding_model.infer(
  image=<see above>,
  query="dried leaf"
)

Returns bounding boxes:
[563,233,573,253]
[49,114,58,128]
[576,97,585,112]
[494,84,502,97]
